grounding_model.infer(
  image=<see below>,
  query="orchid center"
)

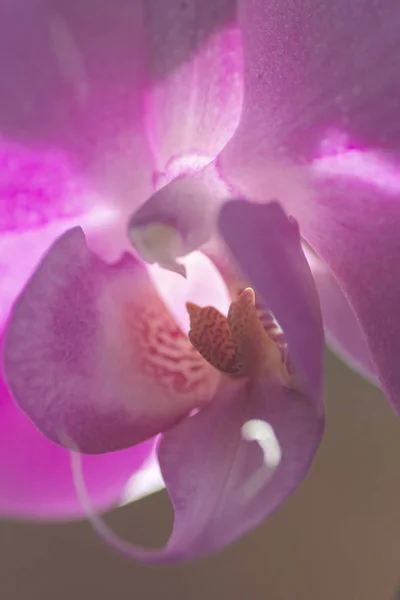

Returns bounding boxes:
[186,287,291,385]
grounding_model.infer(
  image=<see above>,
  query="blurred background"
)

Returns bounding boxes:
[0,351,399,600]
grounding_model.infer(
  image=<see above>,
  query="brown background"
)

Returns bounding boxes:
[1,351,399,600]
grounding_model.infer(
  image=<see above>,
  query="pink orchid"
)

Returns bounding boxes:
[1,0,399,563]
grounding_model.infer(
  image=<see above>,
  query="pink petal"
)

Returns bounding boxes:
[281,173,400,415]
[219,200,324,404]
[70,379,323,562]
[144,5,243,173]
[0,0,154,248]
[0,1,151,162]
[305,247,377,384]
[219,0,400,182]
[0,1,239,213]
[157,379,323,559]
[0,363,153,518]
[3,227,219,454]
[0,225,77,330]
[0,142,87,233]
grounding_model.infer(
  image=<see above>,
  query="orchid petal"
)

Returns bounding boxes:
[144,1,242,173]
[219,200,324,404]
[0,1,151,158]
[0,1,239,216]
[0,230,157,517]
[157,379,323,559]
[0,0,156,233]
[70,379,323,562]
[219,0,400,187]
[281,173,400,415]
[0,365,153,518]
[0,224,78,330]
[305,247,377,384]
[0,142,88,233]
[3,227,219,453]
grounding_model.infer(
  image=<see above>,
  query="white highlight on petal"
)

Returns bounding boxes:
[155,153,213,190]
[240,419,282,500]
[315,143,400,195]
[148,250,231,335]
[241,419,282,469]
[82,202,120,230]
[120,454,165,506]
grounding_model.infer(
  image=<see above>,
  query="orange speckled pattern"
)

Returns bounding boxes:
[186,303,240,375]
[186,288,289,381]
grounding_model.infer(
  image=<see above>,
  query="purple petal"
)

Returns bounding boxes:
[0,1,151,161]
[0,0,239,212]
[0,356,153,518]
[3,227,219,453]
[305,247,377,384]
[219,0,400,182]
[144,4,242,174]
[219,200,324,404]
[0,142,88,233]
[281,172,400,415]
[70,379,323,561]
[0,225,77,330]
[158,379,323,559]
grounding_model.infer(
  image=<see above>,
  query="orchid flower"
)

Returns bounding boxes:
[1,0,399,563]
